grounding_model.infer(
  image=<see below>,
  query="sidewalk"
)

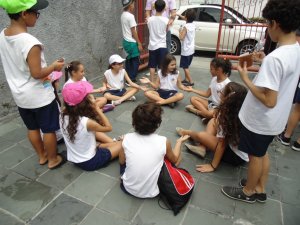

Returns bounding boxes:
[0,54,299,225]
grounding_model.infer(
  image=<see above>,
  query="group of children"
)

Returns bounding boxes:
[1,0,300,206]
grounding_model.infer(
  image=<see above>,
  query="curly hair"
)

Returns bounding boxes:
[210,57,232,77]
[132,102,163,135]
[262,0,300,33]
[216,82,247,146]
[62,95,100,143]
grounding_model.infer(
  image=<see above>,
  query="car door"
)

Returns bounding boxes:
[194,7,236,52]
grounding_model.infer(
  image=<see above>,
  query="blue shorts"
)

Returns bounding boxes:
[157,89,178,99]
[180,54,194,69]
[104,89,126,97]
[18,99,59,133]
[148,48,168,68]
[75,147,112,171]
[238,123,274,157]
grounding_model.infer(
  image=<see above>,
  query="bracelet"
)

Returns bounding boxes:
[210,162,216,171]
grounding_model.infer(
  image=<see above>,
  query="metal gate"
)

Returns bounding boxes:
[216,0,267,71]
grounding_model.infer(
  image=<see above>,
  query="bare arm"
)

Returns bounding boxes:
[238,63,277,108]
[191,87,211,98]
[165,135,189,164]
[179,26,187,41]
[119,144,126,165]
[145,10,151,22]
[168,9,177,26]
[177,75,190,91]
[87,107,112,132]
[139,77,160,89]
[131,27,143,52]
[27,45,64,79]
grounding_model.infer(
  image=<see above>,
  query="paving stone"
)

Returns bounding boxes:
[37,162,83,190]
[64,172,117,206]
[0,144,34,169]
[234,199,282,225]
[0,209,25,225]
[161,118,194,133]
[277,158,299,179]
[179,151,204,177]
[0,121,22,136]
[97,159,120,179]
[96,183,144,221]
[80,209,130,225]
[115,110,133,125]
[278,176,300,205]
[0,172,59,222]
[190,178,235,217]
[132,198,185,225]
[182,206,233,225]
[30,193,92,225]
[282,203,300,225]
[1,127,27,142]
[0,137,15,153]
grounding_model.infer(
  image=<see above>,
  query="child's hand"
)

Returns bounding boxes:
[139,77,151,84]
[196,164,215,173]
[185,86,193,92]
[99,87,106,93]
[177,135,190,142]
[237,62,249,82]
[140,86,148,92]
[52,60,65,72]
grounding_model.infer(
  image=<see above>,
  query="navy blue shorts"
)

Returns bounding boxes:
[222,145,247,166]
[148,48,168,68]
[180,54,194,69]
[75,147,112,171]
[157,89,178,99]
[18,99,59,133]
[104,89,126,97]
[238,123,274,157]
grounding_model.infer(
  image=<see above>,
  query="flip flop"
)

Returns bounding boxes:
[39,159,48,165]
[49,152,67,170]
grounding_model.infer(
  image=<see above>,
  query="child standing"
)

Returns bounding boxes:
[121,0,143,82]
[119,102,189,198]
[147,0,169,82]
[178,9,196,86]
[0,0,66,169]
[102,54,145,106]
[185,58,231,121]
[222,0,300,203]
[61,81,122,171]
[141,54,191,108]
[176,82,249,172]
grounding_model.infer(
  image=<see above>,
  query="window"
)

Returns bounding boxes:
[199,8,220,23]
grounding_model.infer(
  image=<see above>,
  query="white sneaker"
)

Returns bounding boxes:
[112,100,122,106]
[185,143,206,158]
[129,96,136,101]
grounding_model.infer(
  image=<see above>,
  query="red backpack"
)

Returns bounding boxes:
[158,158,195,215]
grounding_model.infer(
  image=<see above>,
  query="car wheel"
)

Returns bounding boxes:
[170,36,181,55]
[236,40,257,55]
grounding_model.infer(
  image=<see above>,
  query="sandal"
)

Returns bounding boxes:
[48,152,67,170]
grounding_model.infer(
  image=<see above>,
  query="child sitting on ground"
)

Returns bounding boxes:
[102,54,146,106]
[185,58,231,122]
[64,60,113,112]
[176,82,249,172]
[119,102,189,198]
[140,54,191,108]
[60,81,122,171]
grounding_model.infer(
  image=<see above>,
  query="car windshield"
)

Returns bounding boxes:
[224,6,252,23]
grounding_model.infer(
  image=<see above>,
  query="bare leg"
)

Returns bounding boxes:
[104,93,122,101]
[28,129,47,164]
[144,90,164,102]
[43,132,63,169]
[255,153,269,193]
[284,103,300,137]
[95,97,107,109]
[183,68,193,83]
[243,155,263,195]
[95,132,114,143]
[117,88,138,102]
[106,141,122,159]
[157,93,184,105]
[149,68,156,82]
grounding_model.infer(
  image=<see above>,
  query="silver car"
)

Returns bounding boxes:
[170,4,266,55]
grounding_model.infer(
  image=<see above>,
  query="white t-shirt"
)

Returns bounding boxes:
[121,132,166,198]
[60,116,97,163]
[216,130,249,162]
[145,0,176,18]
[181,23,196,56]
[0,30,55,108]
[239,43,300,135]
[64,76,87,87]
[104,69,125,90]
[147,16,169,50]
[121,11,137,43]
[209,77,231,105]
[158,70,179,91]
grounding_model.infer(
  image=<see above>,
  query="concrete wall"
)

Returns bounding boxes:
[0,0,123,119]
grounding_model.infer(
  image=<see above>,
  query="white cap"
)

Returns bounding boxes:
[109,54,125,65]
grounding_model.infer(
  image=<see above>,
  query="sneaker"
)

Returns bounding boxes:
[292,141,300,151]
[185,143,206,158]
[238,179,267,203]
[185,105,199,116]
[129,96,136,101]
[112,100,122,106]
[168,102,176,108]
[102,104,115,113]
[276,132,290,146]
[221,186,256,203]
[181,79,188,84]
[182,81,195,87]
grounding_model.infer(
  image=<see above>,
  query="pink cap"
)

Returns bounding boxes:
[51,71,63,81]
[62,81,93,106]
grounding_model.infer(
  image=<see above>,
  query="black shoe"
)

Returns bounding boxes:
[181,79,188,84]
[292,141,300,151]
[276,132,290,146]
[221,186,256,203]
[238,179,267,203]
